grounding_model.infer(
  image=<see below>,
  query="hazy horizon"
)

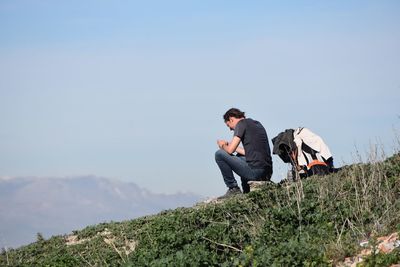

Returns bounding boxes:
[0,175,202,249]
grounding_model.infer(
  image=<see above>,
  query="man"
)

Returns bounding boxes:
[215,108,273,198]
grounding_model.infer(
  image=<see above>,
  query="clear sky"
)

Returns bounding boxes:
[1,1,399,197]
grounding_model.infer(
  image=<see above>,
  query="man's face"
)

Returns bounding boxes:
[225,118,234,131]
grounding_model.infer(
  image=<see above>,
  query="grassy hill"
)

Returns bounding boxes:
[1,153,400,266]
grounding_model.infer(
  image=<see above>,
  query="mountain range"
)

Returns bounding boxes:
[0,176,202,249]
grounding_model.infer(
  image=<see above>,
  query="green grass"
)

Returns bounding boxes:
[1,153,399,266]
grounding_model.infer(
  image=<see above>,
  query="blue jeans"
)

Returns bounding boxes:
[215,149,270,193]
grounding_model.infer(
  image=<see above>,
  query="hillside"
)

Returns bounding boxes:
[1,154,400,266]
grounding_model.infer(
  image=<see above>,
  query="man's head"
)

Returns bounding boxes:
[223,108,246,130]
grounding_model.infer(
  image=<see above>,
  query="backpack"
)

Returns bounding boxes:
[273,127,335,179]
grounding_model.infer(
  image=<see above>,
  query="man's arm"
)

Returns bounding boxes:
[235,146,245,155]
[217,136,241,154]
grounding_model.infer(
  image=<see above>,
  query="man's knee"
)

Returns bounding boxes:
[215,149,228,161]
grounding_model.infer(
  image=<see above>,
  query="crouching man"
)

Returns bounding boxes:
[215,108,273,198]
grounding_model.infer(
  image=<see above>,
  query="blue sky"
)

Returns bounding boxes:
[1,1,399,197]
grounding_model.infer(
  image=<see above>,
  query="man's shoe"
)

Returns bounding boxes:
[218,186,242,199]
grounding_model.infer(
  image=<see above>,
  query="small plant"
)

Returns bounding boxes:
[36,232,45,242]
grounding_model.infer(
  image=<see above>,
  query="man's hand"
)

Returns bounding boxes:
[217,140,228,149]
[217,136,241,154]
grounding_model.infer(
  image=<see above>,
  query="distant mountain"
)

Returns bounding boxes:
[0,176,202,248]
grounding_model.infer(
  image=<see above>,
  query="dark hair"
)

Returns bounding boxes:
[223,108,246,122]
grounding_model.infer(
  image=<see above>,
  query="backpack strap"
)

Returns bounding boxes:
[307,160,328,170]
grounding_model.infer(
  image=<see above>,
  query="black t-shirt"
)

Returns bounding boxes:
[234,118,273,171]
